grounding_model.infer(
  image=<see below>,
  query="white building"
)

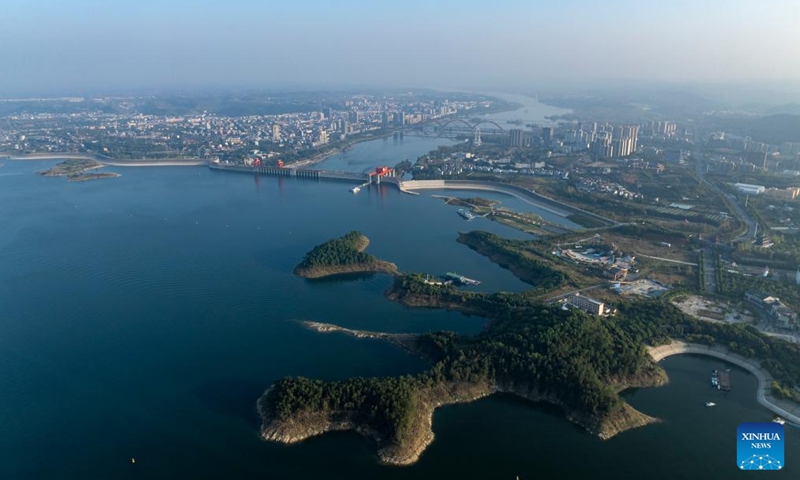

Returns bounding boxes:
[734,183,765,195]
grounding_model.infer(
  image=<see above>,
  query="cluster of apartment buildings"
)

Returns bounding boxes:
[555,122,640,159]
[0,94,487,161]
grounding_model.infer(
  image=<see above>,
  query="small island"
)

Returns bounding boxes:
[39,159,120,182]
[293,231,398,279]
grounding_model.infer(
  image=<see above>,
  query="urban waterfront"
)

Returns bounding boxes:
[0,137,797,479]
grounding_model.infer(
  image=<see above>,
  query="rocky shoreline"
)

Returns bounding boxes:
[258,320,668,466]
[294,261,398,279]
[258,377,662,465]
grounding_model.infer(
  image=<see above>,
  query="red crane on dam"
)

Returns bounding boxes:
[368,166,394,184]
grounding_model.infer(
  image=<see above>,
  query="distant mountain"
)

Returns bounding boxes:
[765,103,800,116]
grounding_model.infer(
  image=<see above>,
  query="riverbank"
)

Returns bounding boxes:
[648,341,800,424]
[287,131,395,169]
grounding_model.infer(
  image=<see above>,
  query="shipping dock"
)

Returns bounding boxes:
[718,369,731,391]
[711,369,731,391]
[442,272,481,286]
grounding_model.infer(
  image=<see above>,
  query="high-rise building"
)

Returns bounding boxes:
[272,124,281,142]
[382,111,390,129]
[591,135,614,159]
[395,112,405,127]
[348,111,360,123]
[509,129,523,147]
[322,107,332,120]
[541,127,554,145]
[474,128,482,147]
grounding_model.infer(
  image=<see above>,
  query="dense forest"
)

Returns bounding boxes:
[456,231,569,292]
[263,302,661,448]
[264,277,800,449]
[296,231,376,270]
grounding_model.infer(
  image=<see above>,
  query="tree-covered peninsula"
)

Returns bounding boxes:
[293,231,398,279]
[259,294,667,465]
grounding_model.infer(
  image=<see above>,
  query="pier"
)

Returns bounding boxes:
[718,370,732,391]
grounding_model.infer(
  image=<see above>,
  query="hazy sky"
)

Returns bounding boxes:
[2,0,800,95]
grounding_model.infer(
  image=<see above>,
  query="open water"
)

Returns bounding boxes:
[0,135,797,479]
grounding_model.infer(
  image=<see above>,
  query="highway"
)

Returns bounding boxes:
[694,147,757,243]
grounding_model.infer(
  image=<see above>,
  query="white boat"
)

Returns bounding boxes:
[457,208,475,220]
[773,417,786,425]
[705,402,716,407]
[350,186,360,193]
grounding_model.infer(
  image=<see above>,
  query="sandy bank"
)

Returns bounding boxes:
[7,153,204,166]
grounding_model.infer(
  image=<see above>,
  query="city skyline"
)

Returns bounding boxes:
[2,0,800,96]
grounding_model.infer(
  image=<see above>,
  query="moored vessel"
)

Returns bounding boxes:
[457,208,475,220]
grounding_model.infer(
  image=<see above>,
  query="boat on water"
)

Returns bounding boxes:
[711,370,719,388]
[350,186,360,193]
[773,417,786,425]
[706,402,716,407]
[457,208,475,220]
[441,272,481,286]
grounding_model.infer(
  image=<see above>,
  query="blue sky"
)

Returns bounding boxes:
[1,0,799,95]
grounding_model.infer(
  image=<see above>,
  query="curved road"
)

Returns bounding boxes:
[649,341,800,424]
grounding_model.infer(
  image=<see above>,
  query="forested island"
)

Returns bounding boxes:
[261,229,800,465]
[293,231,398,279]
[39,159,120,182]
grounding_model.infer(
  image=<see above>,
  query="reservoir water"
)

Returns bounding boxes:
[0,136,797,479]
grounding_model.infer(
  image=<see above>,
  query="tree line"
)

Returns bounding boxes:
[296,231,376,270]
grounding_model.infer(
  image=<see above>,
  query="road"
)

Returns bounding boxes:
[701,248,717,294]
[694,152,757,243]
[543,284,606,302]
[649,341,800,425]
[634,252,698,267]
